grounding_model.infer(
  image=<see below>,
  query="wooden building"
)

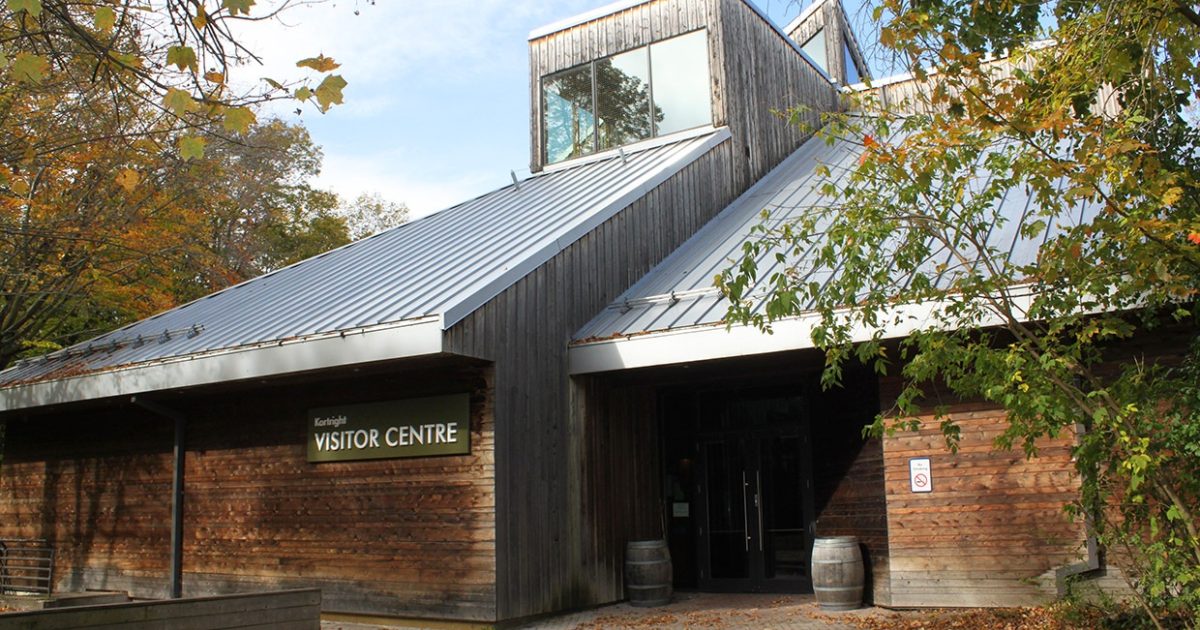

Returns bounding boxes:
[0,0,1123,625]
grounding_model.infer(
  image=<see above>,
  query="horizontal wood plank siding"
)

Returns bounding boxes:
[880,389,1085,608]
[0,363,498,622]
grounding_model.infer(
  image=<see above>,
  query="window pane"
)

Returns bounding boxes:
[596,47,653,150]
[801,29,827,75]
[543,65,596,164]
[843,42,861,84]
[649,30,711,136]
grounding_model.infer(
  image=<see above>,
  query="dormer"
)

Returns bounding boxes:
[786,0,869,87]
[528,0,840,179]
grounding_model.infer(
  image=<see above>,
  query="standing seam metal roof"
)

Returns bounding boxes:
[573,127,1097,342]
[0,129,729,388]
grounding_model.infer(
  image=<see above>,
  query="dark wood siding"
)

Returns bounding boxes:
[0,362,498,621]
[446,141,740,620]
[714,0,834,187]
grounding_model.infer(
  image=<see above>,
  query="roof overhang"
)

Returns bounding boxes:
[569,293,1033,375]
[0,316,445,413]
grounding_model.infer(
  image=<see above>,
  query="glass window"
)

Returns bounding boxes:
[843,42,861,84]
[597,47,654,150]
[543,65,596,164]
[649,30,711,136]
[801,29,827,75]
[541,29,712,165]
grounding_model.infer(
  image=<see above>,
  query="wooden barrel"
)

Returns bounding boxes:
[811,536,864,611]
[624,540,673,607]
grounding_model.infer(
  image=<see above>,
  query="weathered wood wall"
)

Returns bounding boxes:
[879,383,1085,608]
[568,376,663,605]
[528,0,835,176]
[785,0,868,86]
[446,140,741,621]
[0,361,498,621]
[0,589,321,630]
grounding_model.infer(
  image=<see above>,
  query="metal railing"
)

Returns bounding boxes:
[0,539,55,596]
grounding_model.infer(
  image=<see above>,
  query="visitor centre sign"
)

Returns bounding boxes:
[307,393,471,462]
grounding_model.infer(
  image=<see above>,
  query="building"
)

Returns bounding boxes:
[0,0,1122,624]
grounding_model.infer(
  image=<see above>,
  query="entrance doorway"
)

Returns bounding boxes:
[663,388,815,593]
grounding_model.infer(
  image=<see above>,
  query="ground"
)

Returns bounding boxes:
[319,593,1079,630]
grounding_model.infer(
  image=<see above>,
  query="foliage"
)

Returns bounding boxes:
[717,0,1199,623]
[339,192,411,241]
[0,0,363,367]
[1,0,346,162]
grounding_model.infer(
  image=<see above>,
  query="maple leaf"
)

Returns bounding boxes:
[296,55,341,73]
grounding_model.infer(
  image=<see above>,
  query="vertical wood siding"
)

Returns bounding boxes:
[714,0,835,189]
[0,364,498,621]
[879,386,1085,607]
[445,141,740,620]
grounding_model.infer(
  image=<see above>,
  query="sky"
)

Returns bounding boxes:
[239,0,879,218]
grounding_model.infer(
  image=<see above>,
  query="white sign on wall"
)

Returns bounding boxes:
[909,457,932,493]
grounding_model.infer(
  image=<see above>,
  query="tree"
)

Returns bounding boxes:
[719,0,1199,623]
[339,192,410,241]
[1,0,351,366]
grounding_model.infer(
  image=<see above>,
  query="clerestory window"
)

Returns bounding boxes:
[542,29,712,165]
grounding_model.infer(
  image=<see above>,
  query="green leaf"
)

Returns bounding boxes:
[167,46,198,72]
[94,6,115,31]
[11,52,49,83]
[294,86,312,101]
[7,0,40,17]
[296,55,340,72]
[222,106,256,134]
[178,135,206,161]
[314,74,346,112]
[222,0,254,16]
[263,77,284,90]
[163,88,196,116]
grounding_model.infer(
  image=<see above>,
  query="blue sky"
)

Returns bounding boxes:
[244,0,879,217]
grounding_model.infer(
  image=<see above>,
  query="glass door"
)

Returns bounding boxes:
[697,430,813,592]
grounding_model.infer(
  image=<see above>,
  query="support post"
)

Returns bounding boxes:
[132,396,186,599]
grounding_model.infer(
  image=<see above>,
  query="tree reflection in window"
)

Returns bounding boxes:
[543,65,596,164]
[543,29,710,166]
[597,48,661,151]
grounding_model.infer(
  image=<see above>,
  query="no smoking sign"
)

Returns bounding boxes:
[909,457,933,493]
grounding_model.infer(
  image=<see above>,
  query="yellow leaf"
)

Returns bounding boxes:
[178,135,206,161]
[192,11,208,30]
[222,107,256,134]
[163,88,197,115]
[94,6,115,31]
[12,52,49,83]
[296,54,341,72]
[1162,187,1183,206]
[115,168,139,192]
[204,70,225,84]
[167,46,198,72]
[314,74,346,112]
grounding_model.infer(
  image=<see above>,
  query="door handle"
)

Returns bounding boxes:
[756,470,764,552]
[742,470,750,551]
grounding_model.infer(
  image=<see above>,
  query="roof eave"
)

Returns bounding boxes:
[0,315,445,413]
[568,291,1036,374]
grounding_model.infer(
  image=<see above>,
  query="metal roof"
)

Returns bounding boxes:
[573,128,1097,344]
[0,128,729,394]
